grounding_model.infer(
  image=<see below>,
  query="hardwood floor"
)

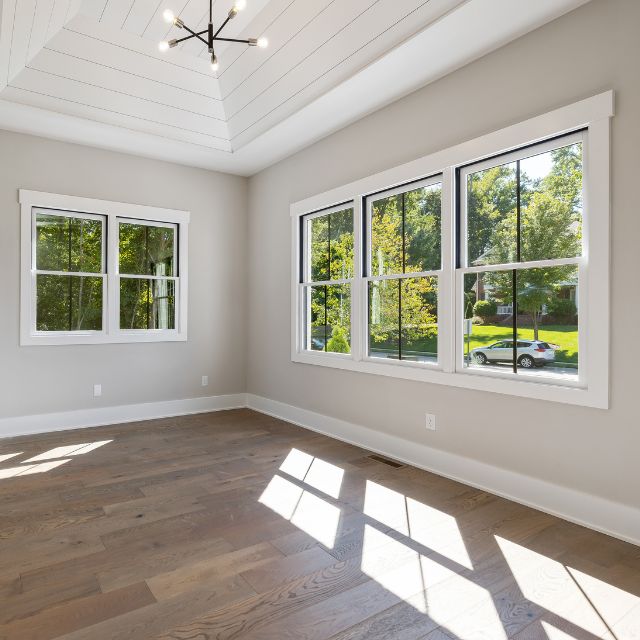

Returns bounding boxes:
[0,409,638,640]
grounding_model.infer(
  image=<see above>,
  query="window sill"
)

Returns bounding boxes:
[291,351,606,409]
[21,331,187,346]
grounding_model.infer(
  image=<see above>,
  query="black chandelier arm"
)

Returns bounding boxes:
[172,30,208,46]
[183,25,210,46]
[213,36,253,44]
[213,14,233,39]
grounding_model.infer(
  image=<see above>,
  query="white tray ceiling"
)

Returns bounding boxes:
[0,0,590,175]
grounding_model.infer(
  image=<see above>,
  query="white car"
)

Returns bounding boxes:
[471,339,556,368]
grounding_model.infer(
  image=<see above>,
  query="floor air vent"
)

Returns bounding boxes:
[368,454,404,468]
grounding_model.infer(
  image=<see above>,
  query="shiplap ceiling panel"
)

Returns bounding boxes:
[0,0,593,173]
[45,27,222,101]
[227,0,463,144]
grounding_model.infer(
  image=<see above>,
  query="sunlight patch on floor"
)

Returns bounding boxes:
[495,536,636,638]
[279,448,344,498]
[23,440,112,462]
[0,452,22,463]
[0,459,71,479]
[259,473,340,547]
[364,480,472,569]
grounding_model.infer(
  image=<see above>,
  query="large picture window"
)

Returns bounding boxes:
[291,92,612,408]
[20,191,189,345]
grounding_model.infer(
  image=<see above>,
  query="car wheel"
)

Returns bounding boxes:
[474,352,488,365]
[518,355,535,368]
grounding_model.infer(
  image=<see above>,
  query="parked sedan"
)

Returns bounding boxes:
[471,339,556,368]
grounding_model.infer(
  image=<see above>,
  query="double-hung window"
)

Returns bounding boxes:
[33,209,106,333]
[292,92,612,408]
[457,133,584,383]
[366,178,442,365]
[301,204,354,354]
[20,191,189,345]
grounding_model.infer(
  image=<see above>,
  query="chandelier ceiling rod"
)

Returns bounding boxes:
[159,0,268,72]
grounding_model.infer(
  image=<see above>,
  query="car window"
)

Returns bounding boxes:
[538,342,550,349]
[517,341,531,348]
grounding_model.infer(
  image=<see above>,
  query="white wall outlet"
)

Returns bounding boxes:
[425,413,436,431]
[201,375,209,387]
[93,384,102,398]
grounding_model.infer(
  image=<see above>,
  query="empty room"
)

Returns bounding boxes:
[0,0,638,638]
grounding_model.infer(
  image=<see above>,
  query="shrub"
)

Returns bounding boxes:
[327,326,350,353]
[473,299,497,318]
[547,298,577,320]
[471,316,484,325]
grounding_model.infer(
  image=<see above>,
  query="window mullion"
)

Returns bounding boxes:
[107,213,119,336]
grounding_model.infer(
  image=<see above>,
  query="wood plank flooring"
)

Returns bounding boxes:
[0,409,638,640]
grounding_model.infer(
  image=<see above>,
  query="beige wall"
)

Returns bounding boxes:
[246,0,640,509]
[0,130,248,418]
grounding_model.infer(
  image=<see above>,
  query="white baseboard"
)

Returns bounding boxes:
[246,393,640,547]
[0,393,248,439]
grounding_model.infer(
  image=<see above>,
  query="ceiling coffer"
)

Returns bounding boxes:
[158,0,268,72]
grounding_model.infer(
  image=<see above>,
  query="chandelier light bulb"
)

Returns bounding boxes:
[234,0,247,11]
[257,36,268,48]
[158,40,170,52]
[162,9,175,23]
[211,53,219,72]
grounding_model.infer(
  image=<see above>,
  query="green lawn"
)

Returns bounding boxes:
[371,323,579,365]
[466,324,579,364]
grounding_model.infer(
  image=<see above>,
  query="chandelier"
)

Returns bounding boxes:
[158,0,268,72]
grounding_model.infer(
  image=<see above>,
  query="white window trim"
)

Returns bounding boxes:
[20,190,190,346]
[290,91,613,409]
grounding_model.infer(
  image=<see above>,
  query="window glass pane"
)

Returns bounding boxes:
[371,194,403,276]
[120,278,176,330]
[401,277,438,362]
[463,268,578,380]
[464,271,515,371]
[516,265,579,380]
[369,276,438,363]
[369,279,399,360]
[36,275,103,331]
[520,142,583,262]
[329,208,354,280]
[119,223,175,277]
[404,184,442,272]
[307,209,353,282]
[466,162,517,266]
[36,213,103,273]
[309,216,329,282]
[306,284,351,353]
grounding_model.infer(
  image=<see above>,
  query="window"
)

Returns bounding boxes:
[366,178,442,364]
[118,220,177,331]
[291,92,612,408]
[301,205,354,354]
[20,191,189,345]
[459,134,584,382]
[33,210,105,333]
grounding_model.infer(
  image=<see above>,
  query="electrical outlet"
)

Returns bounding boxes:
[425,413,436,431]
[93,384,102,398]
[201,375,209,387]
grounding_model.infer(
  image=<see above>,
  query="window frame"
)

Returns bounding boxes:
[291,91,612,409]
[456,130,587,385]
[299,202,356,359]
[20,190,190,346]
[363,174,445,369]
[117,217,179,335]
[31,207,107,336]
